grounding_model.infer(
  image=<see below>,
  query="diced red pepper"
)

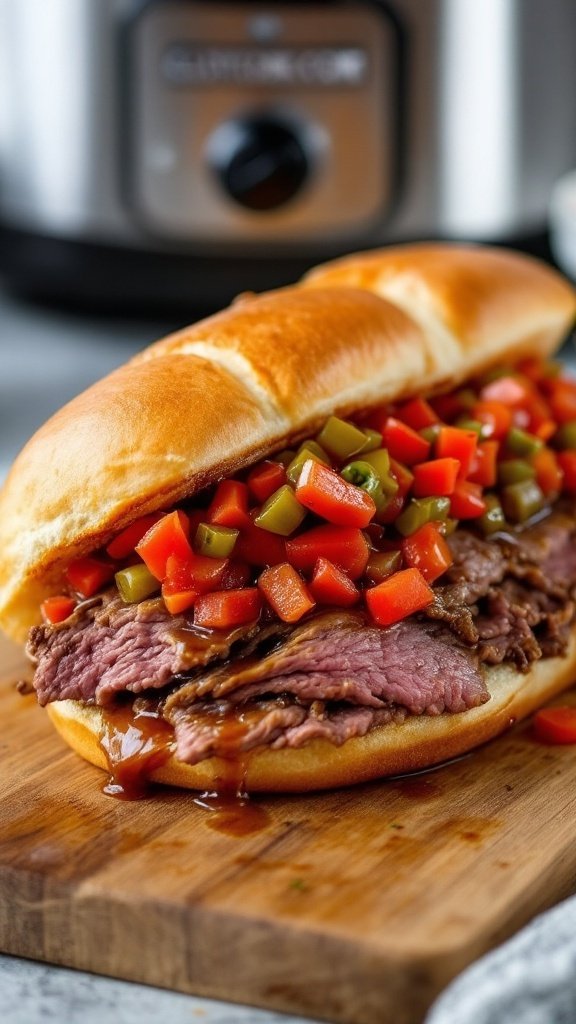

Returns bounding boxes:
[247,460,287,503]
[412,458,460,497]
[396,397,439,431]
[558,450,576,493]
[161,588,197,615]
[286,524,370,579]
[65,557,115,598]
[479,375,532,406]
[389,458,414,499]
[258,563,315,623]
[207,480,251,530]
[235,517,287,567]
[548,380,576,424]
[295,460,376,528]
[309,557,360,607]
[163,552,228,597]
[471,400,513,440]
[517,357,549,382]
[401,523,453,583]
[534,707,576,744]
[135,510,193,581]
[365,567,434,626]
[194,588,262,629]
[41,595,76,624]
[436,426,478,478]
[106,514,163,560]
[467,441,499,487]
[219,560,253,590]
[533,447,563,497]
[450,480,487,519]
[381,417,431,465]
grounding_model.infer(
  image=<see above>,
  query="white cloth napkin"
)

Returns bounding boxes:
[426,894,576,1024]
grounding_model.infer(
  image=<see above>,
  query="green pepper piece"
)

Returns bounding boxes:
[479,494,507,535]
[554,421,576,450]
[455,388,478,409]
[272,449,296,468]
[341,461,386,511]
[501,480,546,523]
[420,424,441,444]
[317,416,369,461]
[364,550,402,584]
[287,447,327,485]
[353,448,399,496]
[115,564,159,604]
[497,459,536,486]
[395,496,451,536]
[195,522,239,558]
[359,428,383,453]
[297,439,330,463]
[254,484,307,536]
[439,517,459,537]
[505,427,543,459]
[455,417,486,438]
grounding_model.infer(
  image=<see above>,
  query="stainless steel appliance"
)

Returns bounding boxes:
[0,0,575,309]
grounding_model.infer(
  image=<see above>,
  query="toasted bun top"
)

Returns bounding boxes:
[0,243,574,642]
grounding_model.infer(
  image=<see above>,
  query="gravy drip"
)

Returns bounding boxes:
[98,702,174,800]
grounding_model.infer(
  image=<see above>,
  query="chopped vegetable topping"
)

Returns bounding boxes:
[258,563,315,622]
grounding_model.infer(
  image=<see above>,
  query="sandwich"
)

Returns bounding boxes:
[1,243,576,797]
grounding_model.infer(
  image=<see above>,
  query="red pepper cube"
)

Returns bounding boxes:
[286,524,370,579]
[389,458,414,499]
[471,400,513,440]
[235,517,287,567]
[194,588,262,629]
[401,523,453,583]
[558,450,576,493]
[396,397,439,431]
[534,707,576,745]
[549,380,576,424]
[467,441,499,488]
[207,480,251,530]
[106,514,164,561]
[295,460,376,528]
[163,552,228,597]
[412,458,460,497]
[41,595,76,624]
[365,567,434,627]
[533,447,563,497]
[135,510,193,581]
[309,557,360,607]
[161,588,197,615]
[449,480,487,519]
[247,460,287,503]
[258,563,315,623]
[381,417,431,465]
[436,425,478,478]
[65,557,115,598]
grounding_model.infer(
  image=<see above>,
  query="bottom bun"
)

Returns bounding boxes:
[47,631,576,793]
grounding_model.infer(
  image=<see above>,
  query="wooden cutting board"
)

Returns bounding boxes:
[2,633,576,1024]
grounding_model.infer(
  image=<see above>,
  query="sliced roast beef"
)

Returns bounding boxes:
[164,612,489,717]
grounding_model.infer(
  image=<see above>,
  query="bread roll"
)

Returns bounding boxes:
[0,244,574,643]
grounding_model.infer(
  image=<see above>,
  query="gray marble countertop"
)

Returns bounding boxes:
[1,283,575,1024]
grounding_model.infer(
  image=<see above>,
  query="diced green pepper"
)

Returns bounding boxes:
[455,418,486,438]
[195,522,239,558]
[297,438,330,463]
[505,427,543,458]
[479,494,506,535]
[254,484,307,535]
[287,447,327,485]
[359,428,383,453]
[115,564,159,604]
[395,496,451,536]
[353,448,399,496]
[455,388,478,409]
[498,459,536,486]
[341,461,386,511]
[364,550,402,583]
[501,480,546,523]
[317,416,368,461]
[272,449,296,468]
[554,421,576,450]
[439,517,459,537]
[420,424,441,444]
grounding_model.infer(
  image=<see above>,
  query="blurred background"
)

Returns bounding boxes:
[2,0,576,479]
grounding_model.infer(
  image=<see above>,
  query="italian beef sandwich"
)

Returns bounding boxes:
[1,243,576,796]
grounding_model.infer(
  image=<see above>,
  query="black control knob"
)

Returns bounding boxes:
[208,116,309,212]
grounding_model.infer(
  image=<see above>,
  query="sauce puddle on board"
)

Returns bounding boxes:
[98,699,271,835]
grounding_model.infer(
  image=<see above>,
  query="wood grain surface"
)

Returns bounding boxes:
[2,633,576,1024]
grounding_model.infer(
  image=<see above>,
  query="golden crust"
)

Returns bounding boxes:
[46,632,576,792]
[0,245,574,642]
